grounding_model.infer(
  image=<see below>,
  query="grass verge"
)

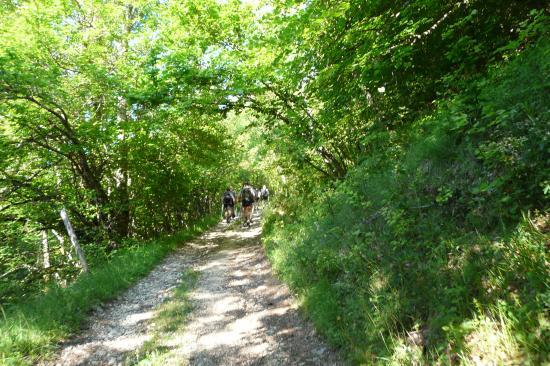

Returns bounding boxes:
[0,215,218,366]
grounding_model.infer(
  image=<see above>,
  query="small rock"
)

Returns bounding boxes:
[313,347,326,355]
[95,350,107,357]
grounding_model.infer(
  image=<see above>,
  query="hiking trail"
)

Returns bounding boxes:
[44,211,345,366]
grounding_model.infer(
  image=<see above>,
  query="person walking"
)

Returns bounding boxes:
[239,182,255,227]
[222,186,236,223]
[260,185,269,208]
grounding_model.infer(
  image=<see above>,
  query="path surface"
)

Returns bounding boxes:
[45,211,345,366]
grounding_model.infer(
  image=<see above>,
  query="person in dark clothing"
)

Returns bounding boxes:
[222,186,236,223]
[239,182,255,226]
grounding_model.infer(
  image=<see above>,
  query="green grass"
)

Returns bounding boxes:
[0,215,218,366]
[126,268,198,365]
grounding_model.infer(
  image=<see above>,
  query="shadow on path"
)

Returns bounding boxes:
[44,210,345,366]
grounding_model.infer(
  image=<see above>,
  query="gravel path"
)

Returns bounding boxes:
[44,211,345,366]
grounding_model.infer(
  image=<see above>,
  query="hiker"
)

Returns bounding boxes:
[260,185,269,207]
[239,182,255,226]
[222,186,236,223]
[254,186,261,210]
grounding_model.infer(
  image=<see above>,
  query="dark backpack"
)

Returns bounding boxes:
[223,191,234,205]
[242,187,254,204]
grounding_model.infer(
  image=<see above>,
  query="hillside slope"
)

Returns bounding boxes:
[262,38,549,365]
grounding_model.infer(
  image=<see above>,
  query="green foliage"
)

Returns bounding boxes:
[237,0,547,181]
[265,171,548,364]
[0,0,549,364]
[0,0,246,305]
[262,37,549,364]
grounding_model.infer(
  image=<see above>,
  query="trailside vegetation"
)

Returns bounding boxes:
[258,1,549,364]
[0,0,249,304]
[0,1,252,364]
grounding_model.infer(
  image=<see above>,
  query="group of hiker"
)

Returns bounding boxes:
[222,183,269,226]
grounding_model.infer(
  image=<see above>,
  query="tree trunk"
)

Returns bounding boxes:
[107,5,138,241]
[52,229,73,261]
[114,97,130,240]
[41,230,50,269]
[60,208,89,273]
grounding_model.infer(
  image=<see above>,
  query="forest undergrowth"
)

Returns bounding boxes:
[262,38,549,365]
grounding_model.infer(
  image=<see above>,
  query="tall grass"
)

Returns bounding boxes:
[0,214,218,366]
[263,171,549,365]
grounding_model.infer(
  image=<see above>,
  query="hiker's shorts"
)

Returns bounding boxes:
[242,205,253,220]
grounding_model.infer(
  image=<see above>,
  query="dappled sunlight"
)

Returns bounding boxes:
[210,295,243,314]
[151,211,343,365]
[193,291,218,301]
[229,277,252,287]
[103,334,152,352]
[234,225,263,239]
[276,327,302,337]
[464,317,523,365]
[187,291,293,353]
[52,333,154,365]
[197,257,226,272]
[42,211,343,365]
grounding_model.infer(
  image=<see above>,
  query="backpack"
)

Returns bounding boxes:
[223,191,234,205]
[242,187,254,204]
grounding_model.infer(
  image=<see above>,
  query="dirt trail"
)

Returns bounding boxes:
[45,211,345,366]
